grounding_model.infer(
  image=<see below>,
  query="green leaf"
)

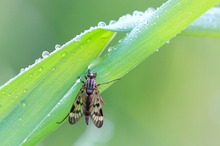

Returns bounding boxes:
[0,0,219,145]
[0,28,115,145]
[106,7,220,38]
[91,0,220,92]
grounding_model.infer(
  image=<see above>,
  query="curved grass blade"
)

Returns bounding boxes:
[0,28,115,145]
[105,7,220,37]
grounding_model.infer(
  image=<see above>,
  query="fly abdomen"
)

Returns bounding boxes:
[85,116,90,125]
[83,95,92,115]
[84,110,90,116]
[84,100,91,125]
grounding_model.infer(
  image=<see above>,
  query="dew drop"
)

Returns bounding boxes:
[20,68,25,73]
[113,47,117,51]
[89,26,94,30]
[21,100,27,107]
[23,88,27,93]
[75,35,81,42]
[156,49,159,52]
[42,51,49,58]
[146,7,156,13]
[55,44,61,50]
[108,48,112,52]
[86,38,91,43]
[109,20,116,25]
[133,10,144,16]
[61,52,66,57]
[39,67,43,72]
[35,58,42,63]
[98,21,106,27]
[29,73,33,78]
[51,67,56,71]
[18,116,23,121]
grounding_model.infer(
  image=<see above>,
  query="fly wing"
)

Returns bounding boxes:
[69,87,85,124]
[90,89,104,128]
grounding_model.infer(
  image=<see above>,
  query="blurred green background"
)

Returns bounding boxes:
[1,0,220,146]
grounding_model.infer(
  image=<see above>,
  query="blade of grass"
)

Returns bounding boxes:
[0,0,219,145]
[0,28,115,145]
[91,0,220,91]
[106,7,220,37]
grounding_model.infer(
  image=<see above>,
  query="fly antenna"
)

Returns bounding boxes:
[97,78,121,86]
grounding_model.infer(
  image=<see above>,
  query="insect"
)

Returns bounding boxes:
[57,69,120,128]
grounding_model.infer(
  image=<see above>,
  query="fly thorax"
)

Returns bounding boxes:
[85,78,96,95]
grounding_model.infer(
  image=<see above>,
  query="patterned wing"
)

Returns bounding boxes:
[69,87,85,124]
[90,89,104,128]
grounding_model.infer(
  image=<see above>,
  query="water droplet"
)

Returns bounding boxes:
[166,40,170,44]
[42,51,49,58]
[133,10,144,16]
[75,35,81,42]
[156,49,159,52]
[29,73,33,78]
[98,21,106,27]
[35,58,42,63]
[39,67,43,72]
[23,88,27,93]
[20,68,25,73]
[89,26,94,30]
[55,44,61,50]
[18,116,23,121]
[21,100,27,107]
[109,20,116,25]
[108,48,112,52]
[146,7,156,13]
[52,67,56,71]
[61,52,66,57]
[86,38,91,43]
